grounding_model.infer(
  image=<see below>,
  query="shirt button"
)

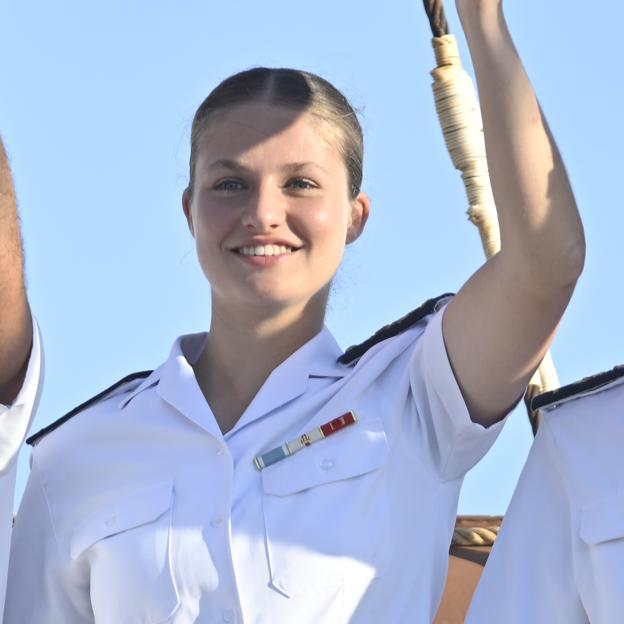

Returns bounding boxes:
[216,447,225,456]
[222,609,235,622]
[210,515,224,528]
[320,458,334,471]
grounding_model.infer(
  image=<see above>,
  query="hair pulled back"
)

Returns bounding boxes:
[187,68,363,200]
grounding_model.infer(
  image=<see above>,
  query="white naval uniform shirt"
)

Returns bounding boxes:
[6,304,506,624]
[466,370,624,624]
[0,318,43,618]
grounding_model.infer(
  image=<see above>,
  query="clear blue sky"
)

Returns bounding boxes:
[3,0,623,513]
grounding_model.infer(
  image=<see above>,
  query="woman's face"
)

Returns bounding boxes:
[183,102,369,316]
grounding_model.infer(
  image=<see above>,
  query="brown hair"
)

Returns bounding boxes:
[187,67,363,200]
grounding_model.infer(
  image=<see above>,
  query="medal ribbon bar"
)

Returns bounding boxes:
[253,411,357,470]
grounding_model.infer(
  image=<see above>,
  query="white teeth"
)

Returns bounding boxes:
[238,245,294,256]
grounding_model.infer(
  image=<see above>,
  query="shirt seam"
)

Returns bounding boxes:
[30,453,65,563]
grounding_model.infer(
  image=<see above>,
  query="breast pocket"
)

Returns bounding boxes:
[260,415,391,623]
[70,480,180,624]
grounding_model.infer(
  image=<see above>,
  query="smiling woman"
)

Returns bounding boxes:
[4,2,585,622]
[183,101,367,321]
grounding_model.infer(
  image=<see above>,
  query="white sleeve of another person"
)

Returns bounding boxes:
[465,421,589,624]
[0,319,43,619]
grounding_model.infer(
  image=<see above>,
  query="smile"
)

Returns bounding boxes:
[236,245,295,257]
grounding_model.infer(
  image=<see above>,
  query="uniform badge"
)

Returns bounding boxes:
[253,411,358,470]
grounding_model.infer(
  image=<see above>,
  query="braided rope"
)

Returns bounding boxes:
[452,526,499,547]
[428,34,559,432]
[423,0,450,38]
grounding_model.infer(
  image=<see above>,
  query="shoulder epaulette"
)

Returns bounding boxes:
[532,365,624,412]
[338,293,453,365]
[26,370,153,446]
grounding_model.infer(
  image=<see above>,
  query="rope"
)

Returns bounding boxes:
[428,34,560,433]
[452,526,499,547]
[423,0,450,38]
[525,352,559,433]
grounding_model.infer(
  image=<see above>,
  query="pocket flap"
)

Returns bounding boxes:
[261,416,388,496]
[70,480,174,559]
[579,491,624,545]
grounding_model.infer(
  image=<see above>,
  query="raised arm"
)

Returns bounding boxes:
[0,136,32,406]
[442,1,585,426]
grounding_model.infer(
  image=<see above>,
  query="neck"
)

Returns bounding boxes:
[193,293,327,433]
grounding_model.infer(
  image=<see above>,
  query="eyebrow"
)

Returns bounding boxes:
[207,159,329,175]
[207,159,249,172]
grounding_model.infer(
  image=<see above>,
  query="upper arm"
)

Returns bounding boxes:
[0,298,33,406]
[466,424,588,624]
[0,138,33,406]
[0,316,43,473]
[442,253,575,426]
[408,304,506,481]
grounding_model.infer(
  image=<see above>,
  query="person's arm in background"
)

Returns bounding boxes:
[0,137,32,406]
[443,0,585,425]
[0,134,43,617]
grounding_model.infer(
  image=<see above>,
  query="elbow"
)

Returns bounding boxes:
[540,235,586,293]
[565,233,586,286]
[535,205,587,290]
[556,222,586,288]
[508,227,586,295]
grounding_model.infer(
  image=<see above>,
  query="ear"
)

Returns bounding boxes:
[346,192,370,244]
[182,188,195,237]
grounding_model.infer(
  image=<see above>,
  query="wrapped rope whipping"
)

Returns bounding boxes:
[423,0,559,435]
[452,525,499,548]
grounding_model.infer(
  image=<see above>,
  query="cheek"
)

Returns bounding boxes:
[302,201,350,245]
[193,205,230,244]
[191,210,232,276]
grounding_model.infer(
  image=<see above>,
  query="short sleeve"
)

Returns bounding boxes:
[4,457,92,623]
[466,422,589,623]
[0,316,44,472]
[409,304,507,481]
[0,317,44,620]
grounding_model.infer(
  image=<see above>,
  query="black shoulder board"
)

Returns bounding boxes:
[26,370,153,447]
[532,365,624,412]
[338,293,454,365]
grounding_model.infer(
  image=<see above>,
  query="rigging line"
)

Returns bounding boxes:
[423,0,450,37]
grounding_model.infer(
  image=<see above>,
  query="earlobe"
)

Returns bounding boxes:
[346,192,371,244]
[182,188,195,237]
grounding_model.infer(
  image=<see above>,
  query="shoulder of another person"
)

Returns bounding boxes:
[532,365,624,492]
[532,365,624,414]
[338,292,453,366]
[26,370,153,447]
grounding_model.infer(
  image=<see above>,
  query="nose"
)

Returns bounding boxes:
[241,183,285,231]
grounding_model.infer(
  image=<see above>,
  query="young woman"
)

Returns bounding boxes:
[4,1,585,622]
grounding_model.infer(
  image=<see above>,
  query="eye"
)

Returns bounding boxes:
[285,178,318,191]
[213,179,246,192]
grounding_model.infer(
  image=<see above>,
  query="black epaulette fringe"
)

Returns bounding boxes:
[26,370,153,446]
[338,293,453,365]
[532,365,624,412]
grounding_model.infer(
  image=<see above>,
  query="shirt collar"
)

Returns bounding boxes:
[120,326,348,433]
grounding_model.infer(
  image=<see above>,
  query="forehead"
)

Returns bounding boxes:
[195,103,345,172]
